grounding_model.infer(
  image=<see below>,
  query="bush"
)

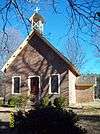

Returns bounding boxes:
[8,96,17,107]
[0,99,3,106]
[39,96,51,108]
[53,96,66,109]
[8,95,28,110]
[14,106,87,134]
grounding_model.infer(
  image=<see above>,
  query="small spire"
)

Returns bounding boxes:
[29,0,44,34]
[30,7,44,34]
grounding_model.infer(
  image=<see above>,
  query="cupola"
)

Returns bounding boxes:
[30,7,44,34]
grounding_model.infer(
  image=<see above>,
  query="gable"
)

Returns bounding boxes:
[5,44,67,76]
[1,30,79,76]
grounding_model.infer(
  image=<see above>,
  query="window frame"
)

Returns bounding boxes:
[49,74,60,94]
[12,76,21,94]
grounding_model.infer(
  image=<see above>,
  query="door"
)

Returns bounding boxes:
[29,76,40,102]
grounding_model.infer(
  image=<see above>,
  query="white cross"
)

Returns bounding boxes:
[35,7,40,13]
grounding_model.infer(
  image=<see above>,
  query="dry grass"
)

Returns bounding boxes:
[70,100,100,116]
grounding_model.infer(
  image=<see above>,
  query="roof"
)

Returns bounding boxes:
[76,75,96,86]
[1,30,80,76]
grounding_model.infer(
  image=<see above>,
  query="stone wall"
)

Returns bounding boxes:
[76,87,94,103]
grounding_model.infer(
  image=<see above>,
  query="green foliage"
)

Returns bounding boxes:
[8,96,17,107]
[0,99,3,106]
[18,95,28,109]
[41,96,49,107]
[14,106,87,134]
[37,96,67,109]
[8,95,28,110]
[53,96,66,108]
[39,96,51,108]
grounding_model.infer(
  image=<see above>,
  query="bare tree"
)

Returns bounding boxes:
[0,28,22,68]
[0,0,100,67]
[92,28,100,57]
[64,38,86,70]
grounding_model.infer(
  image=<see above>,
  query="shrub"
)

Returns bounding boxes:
[17,95,28,110]
[14,106,87,134]
[53,96,66,109]
[8,95,28,110]
[8,96,17,107]
[0,99,3,106]
[39,96,51,108]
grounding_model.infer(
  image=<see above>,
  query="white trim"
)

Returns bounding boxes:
[28,76,41,99]
[49,74,60,95]
[12,76,21,95]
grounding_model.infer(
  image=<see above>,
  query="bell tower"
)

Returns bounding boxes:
[30,7,44,34]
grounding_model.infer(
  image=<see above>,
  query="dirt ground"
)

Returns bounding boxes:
[78,119,100,134]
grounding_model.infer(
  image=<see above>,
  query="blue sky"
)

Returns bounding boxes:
[43,11,100,74]
[0,0,100,74]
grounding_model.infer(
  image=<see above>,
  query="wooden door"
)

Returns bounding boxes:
[30,77,39,99]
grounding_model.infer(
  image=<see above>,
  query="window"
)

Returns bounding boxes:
[49,74,60,94]
[12,76,21,94]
